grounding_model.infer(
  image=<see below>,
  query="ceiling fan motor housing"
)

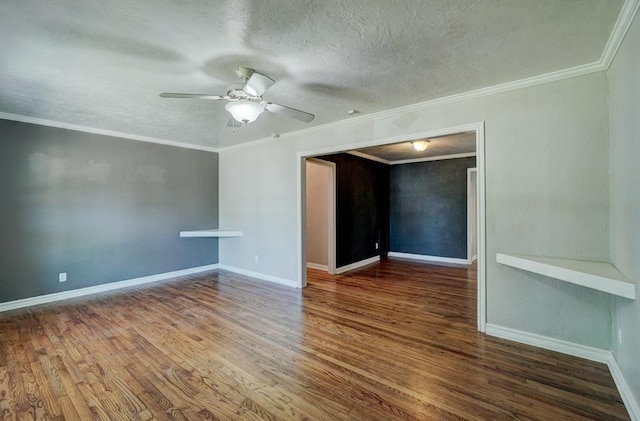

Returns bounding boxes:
[235,67,255,81]
[226,87,261,102]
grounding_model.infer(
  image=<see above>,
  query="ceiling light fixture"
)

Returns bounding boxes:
[225,100,264,124]
[412,140,430,152]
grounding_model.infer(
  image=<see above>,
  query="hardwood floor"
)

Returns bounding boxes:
[0,259,629,420]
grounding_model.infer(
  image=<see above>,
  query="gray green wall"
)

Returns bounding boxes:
[608,10,640,408]
[390,157,476,258]
[0,119,219,303]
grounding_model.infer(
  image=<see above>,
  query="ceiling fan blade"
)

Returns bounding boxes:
[159,93,225,100]
[264,102,315,122]
[243,72,275,97]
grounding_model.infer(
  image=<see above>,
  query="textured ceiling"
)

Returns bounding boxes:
[0,0,623,148]
[353,132,476,162]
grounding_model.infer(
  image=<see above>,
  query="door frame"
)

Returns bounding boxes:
[297,121,487,332]
[467,167,478,264]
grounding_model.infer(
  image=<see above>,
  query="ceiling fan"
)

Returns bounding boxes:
[160,67,315,127]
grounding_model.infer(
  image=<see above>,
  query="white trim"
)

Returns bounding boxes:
[388,252,469,266]
[346,151,392,165]
[180,229,243,238]
[496,253,636,299]
[220,132,277,152]
[486,323,639,421]
[390,152,477,166]
[467,168,478,265]
[600,0,640,69]
[0,264,220,312]
[218,264,300,288]
[306,262,329,271]
[298,156,307,287]
[608,354,640,421]
[334,256,381,274]
[485,323,610,362]
[476,123,487,333]
[0,112,220,153]
[328,162,337,275]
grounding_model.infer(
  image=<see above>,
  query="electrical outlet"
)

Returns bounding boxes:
[375,242,379,250]
[618,327,623,345]
[59,272,67,283]
[254,255,259,263]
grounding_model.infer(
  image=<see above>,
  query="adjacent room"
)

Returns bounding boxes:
[1,1,638,419]
[305,132,478,271]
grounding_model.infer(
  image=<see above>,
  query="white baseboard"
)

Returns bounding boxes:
[335,256,380,274]
[218,264,300,288]
[306,262,329,271]
[0,264,220,313]
[388,251,469,266]
[486,323,638,421]
[485,323,610,362]
[607,355,640,421]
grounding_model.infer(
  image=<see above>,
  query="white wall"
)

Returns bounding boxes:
[608,9,640,406]
[220,71,612,349]
[305,161,330,267]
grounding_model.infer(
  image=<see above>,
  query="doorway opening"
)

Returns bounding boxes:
[297,122,486,332]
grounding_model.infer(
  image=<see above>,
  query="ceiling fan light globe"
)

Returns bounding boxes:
[225,100,264,124]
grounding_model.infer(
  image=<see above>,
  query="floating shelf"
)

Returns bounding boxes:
[180,229,243,238]
[496,253,635,300]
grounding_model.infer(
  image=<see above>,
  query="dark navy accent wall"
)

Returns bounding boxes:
[389,157,476,259]
[316,153,389,268]
[0,119,219,303]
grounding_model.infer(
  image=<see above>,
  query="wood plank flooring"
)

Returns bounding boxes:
[0,258,629,420]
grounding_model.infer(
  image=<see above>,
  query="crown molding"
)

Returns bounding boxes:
[218,133,277,152]
[346,151,391,165]
[0,112,220,153]
[600,0,640,69]
[390,152,477,166]
[346,150,476,165]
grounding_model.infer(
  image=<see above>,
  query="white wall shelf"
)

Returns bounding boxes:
[180,229,243,238]
[496,253,636,300]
